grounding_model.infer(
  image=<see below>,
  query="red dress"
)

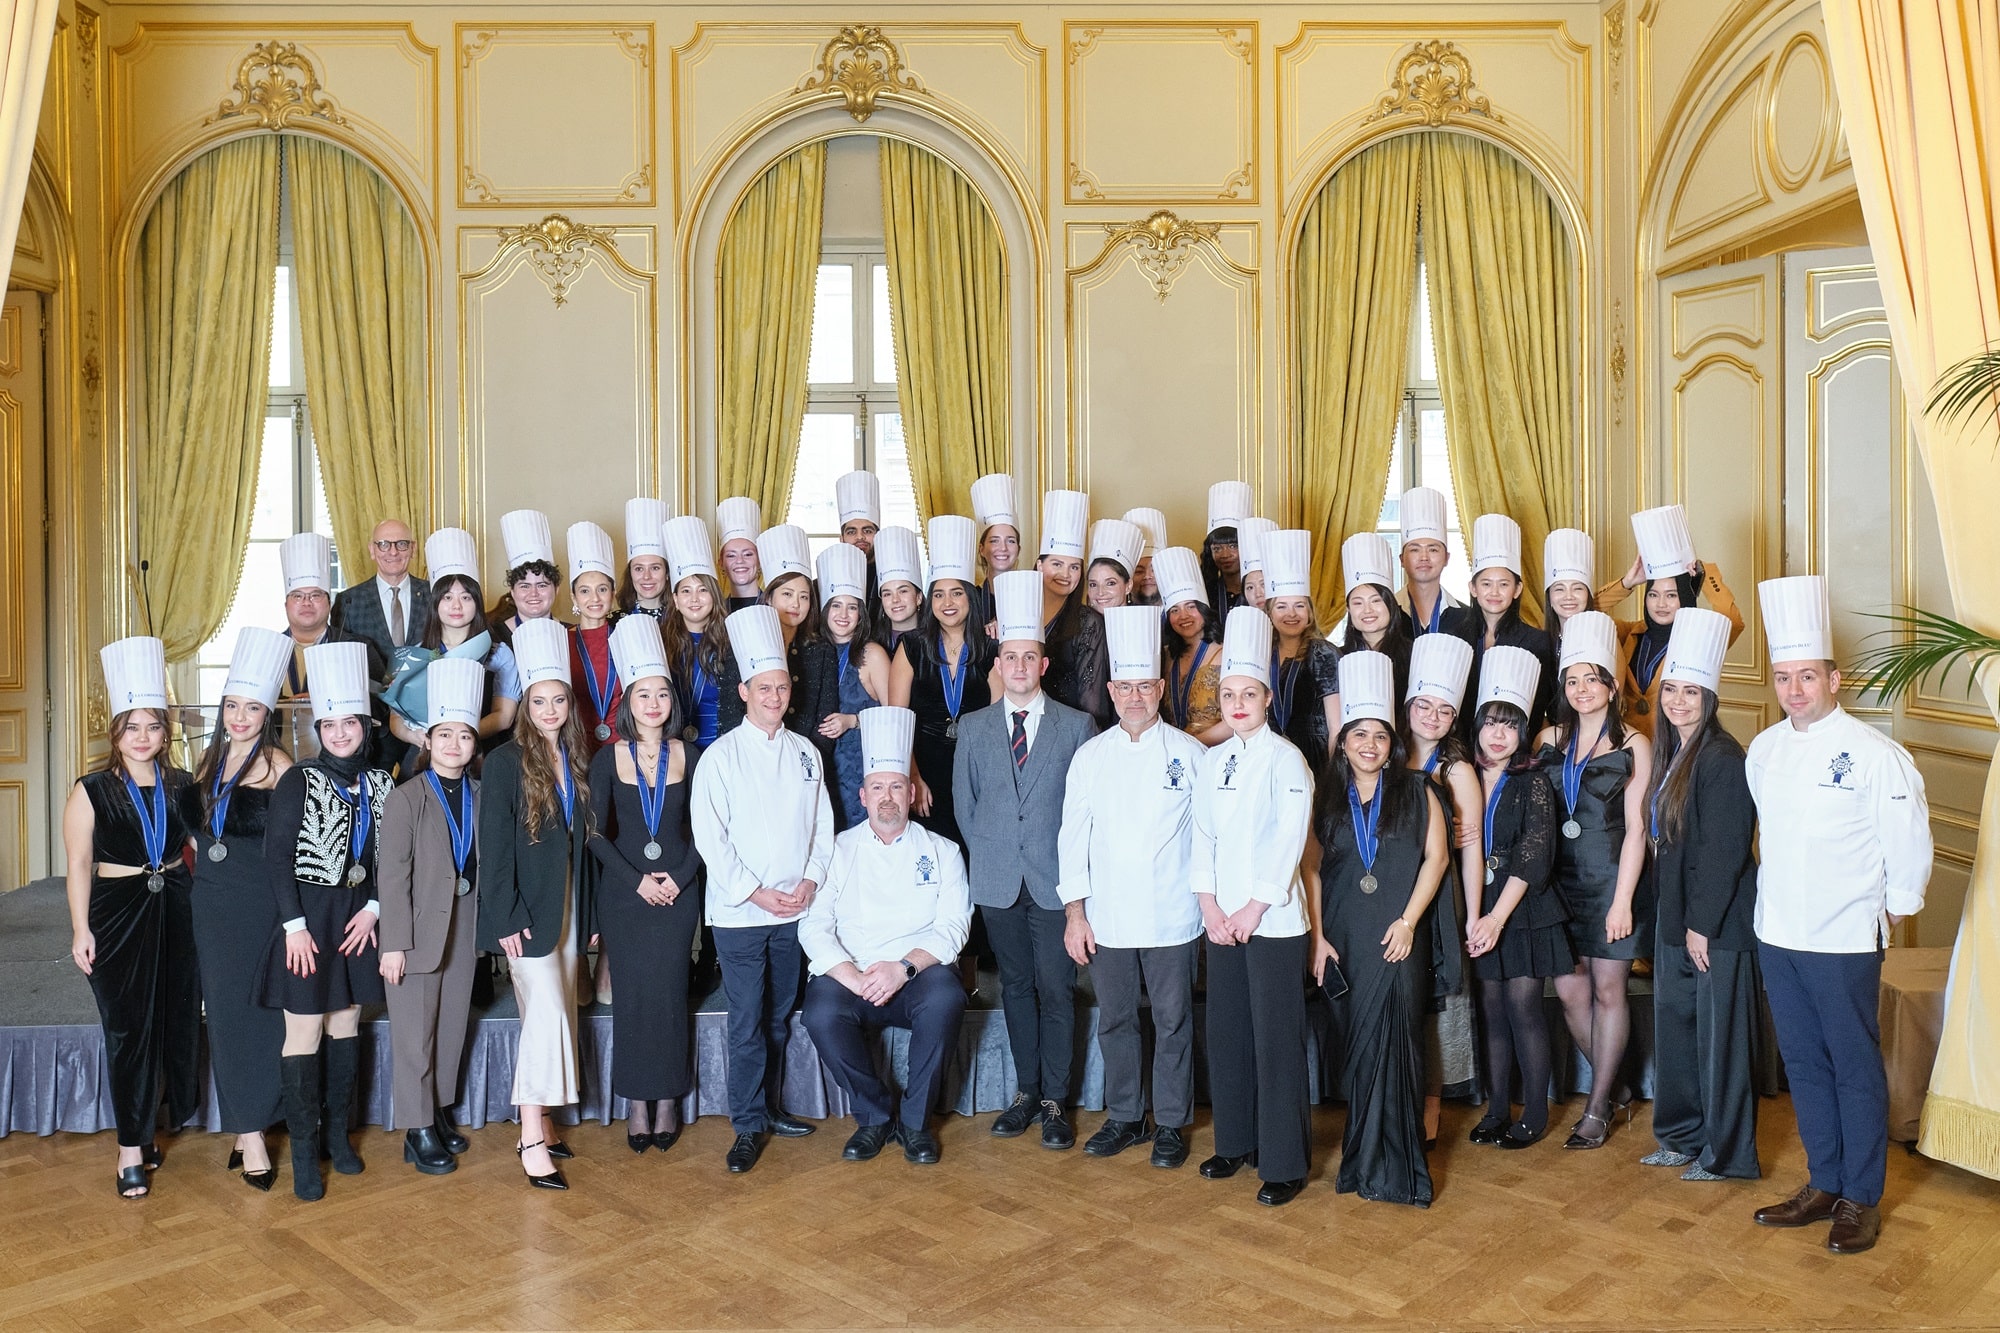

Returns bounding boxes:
[569,624,623,748]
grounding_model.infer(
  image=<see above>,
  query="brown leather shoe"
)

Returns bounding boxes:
[1826,1199,1881,1254]
[1753,1184,1839,1227]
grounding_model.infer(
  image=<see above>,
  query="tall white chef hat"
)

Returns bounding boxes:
[1152,547,1207,610]
[279,532,334,595]
[816,542,868,607]
[624,498,669,562]
[755,524,813,583]
[926,515,977,586]
[426,657,486,729]
[304,640,371,722]
[1219,606,1273,687]
[1543,528,1595,588]
[608,612,669,686]
[512,618,572,689]
[100,636,169,712]
[859,705,917,778]
[1342,532,1397,594]
[1471,514,1523,578]
[1631,505,1698,580]
[1040,490,1090,560]
[1088,518,1145,574]
[1123,507,1167,557]
[715,496,763,546]
[992,569,1045,645]
[425,527,481,584]
[1238,517,1278,575]
[1406,633,1474,709]
[835,470,882,527]
[971,473,1018,533]
[565,521,618,583]
[1400,487,1450,546]
[1338,650,1396,727]
[1758,574,1833,664]
[726,605,788,680]
[500,510,555,570]
[1557,609,1620,676]
[1662,606,1732,691]
[221,626,291,710]
[1104,605,1163,681]
[1263,529,1313,599]
[874,526,923,590]
[664,514,718,586]
[1476,644,1542,716]
[1207,481,1253,535]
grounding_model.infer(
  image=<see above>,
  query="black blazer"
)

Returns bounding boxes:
[475,740,595,958]
[1449,608,1556,738]
[1651,732,1758,951]
[332,576,431,672]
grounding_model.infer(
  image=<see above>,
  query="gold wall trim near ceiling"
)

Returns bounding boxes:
[464,214,647,309]
[1365,39,1502,128]
[1085,210,1239,302]
[795,24,925,123]
[205,39,345,130]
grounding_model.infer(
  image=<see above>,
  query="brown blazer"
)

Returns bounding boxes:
[1593,561,1745,738]
[376,777,481,975]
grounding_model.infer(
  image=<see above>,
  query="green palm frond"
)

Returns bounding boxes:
[1850,606,2000,704]
[1927,348,2000,433]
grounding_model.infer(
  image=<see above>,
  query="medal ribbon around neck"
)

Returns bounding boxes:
[1347,777,1384,878]
[630,740,668,855]
[1421,747,1441,775]
[575,627,618,729]
[209,742,261,845]
[124,763,169,874]
[1170,642,1210,728]
[555,745,576,830]
[332,770,374,868]
[1562,722,1604,826]
[1483,771,1509,877]
[939,639,969,726]
[1271,654,1300,732]
[424,771,474,883]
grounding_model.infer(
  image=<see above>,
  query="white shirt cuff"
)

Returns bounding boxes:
[283,917,307,934]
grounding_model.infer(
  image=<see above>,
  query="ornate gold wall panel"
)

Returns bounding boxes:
[1065,22,1257,204]
[457,24,654,208]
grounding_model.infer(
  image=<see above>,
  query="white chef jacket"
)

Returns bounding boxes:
[690,720,835,929]
[1746,705,1931,952]
[1056,718,1205,949]
[1190,723,1314,939]
[799,820,971,975]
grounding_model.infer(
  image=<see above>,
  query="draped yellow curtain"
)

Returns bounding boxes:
[717,142,826,521]
[1824,0,2000,1181]
[879,137,1010,526]
[1420,132,1575,618]
[133,136,281,663]
[287,134,430,576]
[1294,135,1423,617]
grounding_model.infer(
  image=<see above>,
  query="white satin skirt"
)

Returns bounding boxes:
[508,870,580,1108]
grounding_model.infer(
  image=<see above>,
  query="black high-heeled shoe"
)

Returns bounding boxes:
[546,1140,574,1160]
[516,1140,569,1189]
[229,1145,276,1190]
[1564,1111,1611,1149]
[116,1164,150,1199]
[651,1127,681,1153]
[627,1131,653,1154]
[140,1143,163,1171]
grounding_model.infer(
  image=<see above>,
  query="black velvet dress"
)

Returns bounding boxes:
[1317,769,1437,1207]
[253,763,388,1013]
[1538,743,1654,961]
[192,781,285,1134]
[78,769,204,1148]
[587,743,702,1102]
[900,635,993,848]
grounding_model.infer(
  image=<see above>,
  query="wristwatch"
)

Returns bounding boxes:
[900,958,917,981]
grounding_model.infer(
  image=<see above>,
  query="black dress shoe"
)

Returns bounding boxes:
[241,1165,276,1192]
[843,1122,895,1161]
[434,1109,469,1155]
[116,1164,150,1199]
[515,1141,568,1190]
[1497,1122,1547,1150]
[627,1132,653,1155]
[140,1144,163,1171]
[902,1126,942,1165]
[404,1126,458,1176]
[1040,1102,1075,1150]
[1199,1151,1256,1179]
[726,1133,764,1173]
[651,1128,681,1154]
[990,1093,1040,1138]
[227,1148,243,1170]
[1151,1125,1190,1169]
[545,1139,574,1160]
[1469,1116,1509,1146]
[1257,1178,1306,1207]
[770,1115,817,1139]
[1083,1118,1151,1158]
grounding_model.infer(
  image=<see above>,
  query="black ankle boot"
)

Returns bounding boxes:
[281,1054,325,1202]
[321,1037,366,1175]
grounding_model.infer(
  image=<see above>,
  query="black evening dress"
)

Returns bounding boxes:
[192,781,285,1133]
[901,635,992,848]
[1538,743,1653,961]
[1043,604,1112,730]
[1276,638,1342,772]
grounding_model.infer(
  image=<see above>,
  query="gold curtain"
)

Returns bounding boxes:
[879,137,1010,526]
[1420,132,1575,619]
[717,142,826,521]
[288,134,430,576]
[1824,0,2000,1181]
[1294,135,1423,616]
[133,136,281,663]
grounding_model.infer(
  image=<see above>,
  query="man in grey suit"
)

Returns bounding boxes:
[952,570,1096,1150]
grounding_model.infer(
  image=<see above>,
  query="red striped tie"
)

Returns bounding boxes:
[1010,710,1029,770]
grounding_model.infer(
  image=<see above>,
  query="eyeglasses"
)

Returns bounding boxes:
[1108,680,1163,698]
[373,539,414,553]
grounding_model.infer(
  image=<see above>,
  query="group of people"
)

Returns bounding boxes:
[66,470,1931,1254]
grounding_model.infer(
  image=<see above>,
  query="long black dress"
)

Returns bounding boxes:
[254,762,389,1013]
[1470,768,1574,981]
[900,635,992,848]
[192,781,285,1134]
[1318,768,1437,1207]
[1276,638,1342,772]
[587,742,702,1102]
[1538,743,1653,961]
[78,769,204,1148]
[1043,603,1112,730]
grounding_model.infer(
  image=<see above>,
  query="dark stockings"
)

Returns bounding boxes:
[626,1098,680,1135]
[1555,958,1634,1123]
[1480,977,1552,1135]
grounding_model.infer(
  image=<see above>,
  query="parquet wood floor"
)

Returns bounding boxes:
[2,1098,1997,1331]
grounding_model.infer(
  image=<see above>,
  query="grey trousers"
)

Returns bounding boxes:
[1092,938,1199,1128]
[383,893,479,1130]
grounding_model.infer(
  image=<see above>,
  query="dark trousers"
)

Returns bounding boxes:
[981,894,1076,1104]
[1204,932,1311,1183]
[715,923,804,1134]
[87,873,202,1147]
[1760,942,1888,1206]
[1093,939,1199,1127]
[802,967,967,1129]
[1653,940,1762,1178]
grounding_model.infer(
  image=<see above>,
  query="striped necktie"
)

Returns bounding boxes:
[1010,710,1029,770]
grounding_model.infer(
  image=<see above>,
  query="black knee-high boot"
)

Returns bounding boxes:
[282,1053,325,1202]
[322,1036,366,1175]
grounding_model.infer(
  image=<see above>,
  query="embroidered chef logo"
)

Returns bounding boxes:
[1164,758,1186,791]
[1221,754,1239,788]
[1822,751,1856,789]
[915,855,935,884]
[800,751,816,781]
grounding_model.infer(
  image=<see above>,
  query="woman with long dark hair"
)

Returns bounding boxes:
[970,472,1022,635]
[1339,532,1413,700]
[386,530,521,762]
[1036,490,1112,731]
[1642,607,1762,1181]
[1263,530,1342,770]
[889,516,994,848]
[758,523,842,769]
[1201,480,1252,614]
[564,521,624,747]
[65,638,203,1199]
[617,497,672,620]
[1154,547,1229,744]
[660,516,735,746]
[1237,518,1276,611]
[816,542,889,829]
[1541,528,1598,670]
[871,525,925,657]
[1084,518,1144,612]
[1597,505,1744,738]
[1454,515,1556,738]
[1535,610,1655,1149]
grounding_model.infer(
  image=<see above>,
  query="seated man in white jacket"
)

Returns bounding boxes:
[801,706,971,1165]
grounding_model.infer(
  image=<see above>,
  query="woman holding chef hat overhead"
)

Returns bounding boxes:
[1597,505,1744,737]
[816,541,889,829]
[65,636,204,1199]
[1038,489,1114,731]
[565,520,624,746]
[618,497,672,620]
[1156,546,1229,744]
[493,509,562,648]
[715,496,765,612]
[1265,530,1343,771]
[1455,514,1556,738]
[1535,609,1654,1150]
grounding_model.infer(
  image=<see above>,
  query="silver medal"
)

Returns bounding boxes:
[146,872,165,893]
[683,725,699,743]
[347,864,368,887]
[1484,855,1498,887]
[595,723,612,742]
[643,840,662,861]
[208,842,228,863]
[1359,874,1378,895]
[1484,867,1495,886]
[945,717,958,740]
[1562,819,1582,839]
[455,875,472,897]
